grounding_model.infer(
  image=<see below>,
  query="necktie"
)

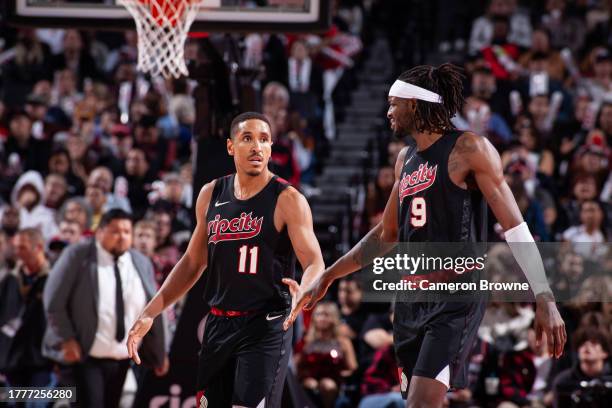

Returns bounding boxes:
[296,60,303,92]
[113,258,125,342]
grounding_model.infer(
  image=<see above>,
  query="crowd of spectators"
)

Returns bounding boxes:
[0,0,611,407]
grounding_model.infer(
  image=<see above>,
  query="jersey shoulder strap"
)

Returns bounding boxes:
[271,175,292,195]
[208,174,233,210]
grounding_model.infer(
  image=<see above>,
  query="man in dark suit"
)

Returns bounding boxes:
[286,39,324,124]
[43,209,167,408]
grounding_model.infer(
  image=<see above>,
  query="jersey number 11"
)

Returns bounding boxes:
[238,245,259,274]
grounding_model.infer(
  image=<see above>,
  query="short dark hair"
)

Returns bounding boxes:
[229,112,271,139]
[98,208,133,229]
[340,276,363,290]
[573,326,610,354]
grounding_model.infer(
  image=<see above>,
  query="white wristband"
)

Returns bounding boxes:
[504,222,552,296]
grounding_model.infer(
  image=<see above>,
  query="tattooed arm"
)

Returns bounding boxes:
[323,145,406,281]
[289,147,406,311]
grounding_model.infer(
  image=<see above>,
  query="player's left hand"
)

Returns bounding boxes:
[282,278,312,331]
[127,315,154,365]
[534,293,566,358]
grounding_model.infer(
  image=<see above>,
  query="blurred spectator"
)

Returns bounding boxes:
[263,81,290,116]
[25,92,50,141]
[570,142,610,188]
[365,166,394,229]
[43,173,68,212]
[150,207,180,270]
[481,15,522,80]
[57,219,83,245]
[552,327,612,408]
[359,309,394,371]
[562,200,608,261]
[2,29,52,107]
[295,302,358,408]
[3,110,51,175]
[59,197,93,237]
[0,231,8,272]
[0,228,53,396]
[265,83,301,186]
[179,162,193,209]
[515,115,555,176]
[286,39,324,124]
[358,344,403,408]
[478,302,535,353]
[10,170,58,241]
[562,173,600,227]
[85,182,107,231]
[133,115,173,176]
[518,28,565,82]
[454,95,513,147]
[124,148,155,221]
[494,326,554,408]
[337,277,368,354]
[1,206,21,239]
[87,166,132,214]
[50,69,83,118]
[505,176,550,241]
[596,100,612,145]
[153,172,191,233]
[103,31,138,74]
[133,219,171,284]
[583,47,612,103]
[133,220,156,259]
[469,0,532,54]
[540,0,586,54]
[49,30,100,88]
[42,209,167,408]
[47,147,85,197]
[65,133,95,187]
[168,80,195,162]
[287,111,317,185]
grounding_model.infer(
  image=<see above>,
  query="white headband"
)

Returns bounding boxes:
[388,80,443,104]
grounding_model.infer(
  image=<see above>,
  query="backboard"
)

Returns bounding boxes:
[5,0,331,33]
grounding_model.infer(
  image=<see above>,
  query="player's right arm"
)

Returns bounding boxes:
[127,180,215,364]
[301,147,407,308]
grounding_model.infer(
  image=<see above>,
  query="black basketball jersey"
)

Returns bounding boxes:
[205,174,295,312]
[398,130,485,243]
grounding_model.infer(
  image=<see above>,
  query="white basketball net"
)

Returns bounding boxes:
[118,0,203,78]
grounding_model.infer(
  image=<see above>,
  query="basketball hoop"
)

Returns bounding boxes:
[118,0,204,78]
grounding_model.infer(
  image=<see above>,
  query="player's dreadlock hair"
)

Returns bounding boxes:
[397,63,465,133]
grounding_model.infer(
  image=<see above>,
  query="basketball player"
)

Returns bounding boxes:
[127,112,324,407]
[284,64,566,408]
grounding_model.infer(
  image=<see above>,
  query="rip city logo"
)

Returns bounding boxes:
[150,384,195,408]
[399,162,438,200]
[207,212,263,244]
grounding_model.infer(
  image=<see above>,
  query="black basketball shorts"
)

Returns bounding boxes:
[393,297,487,396]
[195,308,292,408]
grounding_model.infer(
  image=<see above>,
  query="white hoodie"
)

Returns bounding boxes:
[11,170,59,241]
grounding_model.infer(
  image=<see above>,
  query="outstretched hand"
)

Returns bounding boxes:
[282,275,333,331]
[127,315,154,365]
[282,278,311,331]
[534,294,566,358]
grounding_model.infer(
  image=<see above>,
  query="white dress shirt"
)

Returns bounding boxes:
[288,57,312,93]
[89,243,147,360]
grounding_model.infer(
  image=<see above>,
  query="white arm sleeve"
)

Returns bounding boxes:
[504,222,553,297]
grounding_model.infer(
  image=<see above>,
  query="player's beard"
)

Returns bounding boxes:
[394,110,417,139]
[246,169,262,177]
